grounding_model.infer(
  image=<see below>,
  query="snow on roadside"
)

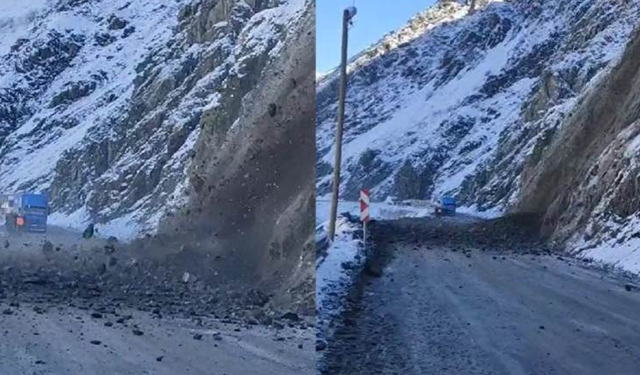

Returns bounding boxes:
[579,241,640,275]
[457,204,502,219]
[48,205,153,242]
[572,215,640,275]
[316,217,361,309]
[316,198,434,225]
[316,216,362,347]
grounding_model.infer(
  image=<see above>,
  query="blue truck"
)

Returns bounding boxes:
[434,197,457,216]
[2,193,49,233]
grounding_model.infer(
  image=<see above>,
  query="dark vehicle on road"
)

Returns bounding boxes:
[4,193,49,233]
[435,197,456,216]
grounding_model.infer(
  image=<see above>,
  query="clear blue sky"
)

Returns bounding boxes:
[317,0,437,73]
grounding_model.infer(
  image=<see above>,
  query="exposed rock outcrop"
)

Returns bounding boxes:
[162,0,315,314]
[516,28,640,273]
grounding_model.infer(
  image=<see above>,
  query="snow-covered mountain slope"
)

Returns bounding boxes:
[316,0,640,273]
[0,0,307,240]
[317,0,639,205]
[0,0,51,56]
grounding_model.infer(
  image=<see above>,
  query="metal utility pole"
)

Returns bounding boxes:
[328,6,357,241]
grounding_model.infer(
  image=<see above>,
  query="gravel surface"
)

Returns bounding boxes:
[320,216,640,374]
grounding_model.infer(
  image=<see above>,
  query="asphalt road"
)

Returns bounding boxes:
[0,226,314,374]
[0,304,313,375]
[320,217,640,375]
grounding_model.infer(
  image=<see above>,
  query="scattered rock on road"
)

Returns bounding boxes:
[42,240,54,252]
[281,312,300,322]
[132,329,144,336]
[624,284,636,292]
[82,224,95,239]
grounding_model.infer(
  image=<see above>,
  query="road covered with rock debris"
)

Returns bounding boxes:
[0,226,314,374]
[320,216,640,375]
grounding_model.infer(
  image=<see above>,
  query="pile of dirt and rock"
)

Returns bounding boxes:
[358,215,558,279]
[370,214,554,254]
[0,233,310,330]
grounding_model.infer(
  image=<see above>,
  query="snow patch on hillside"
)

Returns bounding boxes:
[0,0,50,55]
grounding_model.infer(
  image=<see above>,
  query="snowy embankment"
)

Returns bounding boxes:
[573,216,640,275]
[579,242,640,276]
[316,200,364,349]
[315,199,435,348]
[316,215,361,349]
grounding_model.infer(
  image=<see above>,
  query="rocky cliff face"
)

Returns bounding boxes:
[517,28,640,274]
[163,0,315,313]
[0,0,308,240]
[316,0,640,272]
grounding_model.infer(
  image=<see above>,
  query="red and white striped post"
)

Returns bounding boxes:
[360,189,371,247]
